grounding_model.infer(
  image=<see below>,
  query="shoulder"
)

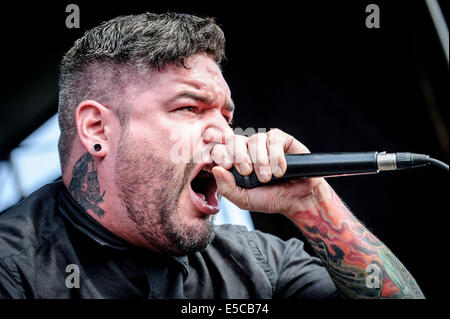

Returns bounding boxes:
[0,181,65,259]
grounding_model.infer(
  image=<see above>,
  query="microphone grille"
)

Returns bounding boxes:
[229,168,261,189]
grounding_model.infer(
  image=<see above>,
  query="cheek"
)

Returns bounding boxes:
[167,127,205,164]
[129,114,204,163]
[128,120,174,151]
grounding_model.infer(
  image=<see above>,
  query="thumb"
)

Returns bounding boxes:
[212,166,248,207]
[212,166,235,195]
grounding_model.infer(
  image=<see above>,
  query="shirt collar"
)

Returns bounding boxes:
[56,180,189,275]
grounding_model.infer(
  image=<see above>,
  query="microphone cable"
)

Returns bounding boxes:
[428,157,449,171]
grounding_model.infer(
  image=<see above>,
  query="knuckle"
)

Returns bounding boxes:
[267,133,283,147]
[256,157,270,167]
[268,128,283,138]
[269,128,282,135]
[267,139,280,148]
[249,133,266,143]
[235,134,249,143]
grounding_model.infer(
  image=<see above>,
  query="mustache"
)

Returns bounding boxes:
[175,160,197,199]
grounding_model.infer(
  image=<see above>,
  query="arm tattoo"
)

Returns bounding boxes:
[69,152,106,218]
[291,188,424,299]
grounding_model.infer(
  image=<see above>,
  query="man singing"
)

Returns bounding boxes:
[0,12,424,298]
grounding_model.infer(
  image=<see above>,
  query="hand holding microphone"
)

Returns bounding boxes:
[211,129,325,215]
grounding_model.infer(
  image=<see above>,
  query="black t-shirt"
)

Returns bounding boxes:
[0,181,338,298]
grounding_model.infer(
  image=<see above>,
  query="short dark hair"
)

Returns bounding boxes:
[58,12,226,171]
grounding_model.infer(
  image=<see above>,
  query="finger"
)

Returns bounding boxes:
[211,144,233,169]
[266,129,288,177]
[277,129,310,154]
[248,133,271,183]
[227,135,252,176]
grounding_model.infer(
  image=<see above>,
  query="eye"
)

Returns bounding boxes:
[177,106,198,113]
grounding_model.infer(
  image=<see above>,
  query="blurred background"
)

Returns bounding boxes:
[0,0,448,299]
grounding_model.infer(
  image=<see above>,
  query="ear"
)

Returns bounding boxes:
[75,100,112,158]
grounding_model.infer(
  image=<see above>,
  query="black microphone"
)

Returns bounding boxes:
[229,152,448,189]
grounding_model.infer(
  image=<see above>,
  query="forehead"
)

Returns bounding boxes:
[143,53,231,102]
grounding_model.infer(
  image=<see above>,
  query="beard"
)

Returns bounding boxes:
[114,131,216,256]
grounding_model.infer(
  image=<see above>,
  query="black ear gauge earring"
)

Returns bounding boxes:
[94,144,102,152]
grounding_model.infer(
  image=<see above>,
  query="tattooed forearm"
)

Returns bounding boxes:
[290,187,424,299]
[69,152,106,218]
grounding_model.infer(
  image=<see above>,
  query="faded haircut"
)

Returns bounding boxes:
[57,12,226,171]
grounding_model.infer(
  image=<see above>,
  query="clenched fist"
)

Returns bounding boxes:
[211,129,330,216]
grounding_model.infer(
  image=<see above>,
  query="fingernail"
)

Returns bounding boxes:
[274,166,282,177]
[259,167,272,182]
[240,163,252,174]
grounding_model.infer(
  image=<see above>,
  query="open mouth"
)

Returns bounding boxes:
[190,165,219,212]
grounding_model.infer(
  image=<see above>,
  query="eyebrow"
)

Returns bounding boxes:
[169,91,235,114]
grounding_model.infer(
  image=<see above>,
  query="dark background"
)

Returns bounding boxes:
[0,0,448,299]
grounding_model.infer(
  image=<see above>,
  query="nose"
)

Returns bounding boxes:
[202,111,234,146]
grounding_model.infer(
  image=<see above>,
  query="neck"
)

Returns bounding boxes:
[62,151,154,251]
